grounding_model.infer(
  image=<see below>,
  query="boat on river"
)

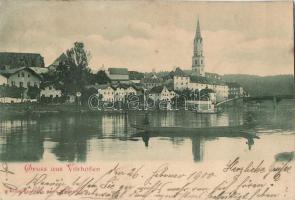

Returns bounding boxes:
[131,124,259,139]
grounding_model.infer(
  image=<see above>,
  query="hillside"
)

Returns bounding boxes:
[223,74,294,96]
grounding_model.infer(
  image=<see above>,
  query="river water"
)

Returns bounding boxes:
[0,100,294,163]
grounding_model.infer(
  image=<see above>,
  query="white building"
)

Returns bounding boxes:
[40,83,62,98]
[4,67,42,88]
[0,74,7,85]
[173,74,228,102]
[125,86,137,96]
[227,82,244,98]
[149,86,177,102]
[98,85,116,102]
[141,75,163,90]
[86,83,142,103]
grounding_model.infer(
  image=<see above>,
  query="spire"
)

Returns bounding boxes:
[196,18,202,38]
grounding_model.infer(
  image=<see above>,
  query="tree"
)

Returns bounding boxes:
[129,71,144,80]
[94,70,110,84]
[27,86,40,99]
[81,87,98,105]
[4,85,24,98]
[54,42,92,96]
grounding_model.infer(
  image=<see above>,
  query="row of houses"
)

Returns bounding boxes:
[0,65,245,103]
[104,67,246,102]
[87,84,178,103]
[0,52,246,104]
[86,83,140,102]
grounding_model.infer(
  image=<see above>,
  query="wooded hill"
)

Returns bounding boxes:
[222,74,294,96]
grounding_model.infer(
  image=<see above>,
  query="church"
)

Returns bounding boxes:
[192,19,205,77]
[173,19,229,102]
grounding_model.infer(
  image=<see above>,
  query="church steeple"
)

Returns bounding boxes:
[196,18,202,39]
[192,18,205,76]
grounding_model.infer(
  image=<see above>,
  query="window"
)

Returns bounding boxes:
[19,82,23,87]
[34,82,37,87]
[27,82,31,87]
[28,74,30,78]
[11,81,15,86]
[18,73,20,77]
[21,72,24,77]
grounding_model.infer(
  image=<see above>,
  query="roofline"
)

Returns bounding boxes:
[7,67,43,79]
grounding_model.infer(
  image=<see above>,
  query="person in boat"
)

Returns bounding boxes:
[246,137,254,150]
[142,132,150,147]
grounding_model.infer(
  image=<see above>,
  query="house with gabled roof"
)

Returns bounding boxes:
[149,85,176,102]
[2,67,43,88]
[106,68,129,83]
[141,74,163,90]
[40,81,62,98]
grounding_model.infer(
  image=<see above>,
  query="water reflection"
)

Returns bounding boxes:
[136,130,258,162]
[0,100,294,162]
[0,118,44,162]
[191,137,204,162]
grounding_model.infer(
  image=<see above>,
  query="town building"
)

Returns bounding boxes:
[227,82,244,98]
[173,68,228,102]
[141,75,163,90]
[0,52,45,70]
[98,85,116,102]
[2,67,42,88]
[106,68,129,83]
[40,82,62,98]
[0,74,7,85]
[149,86,177,102]
[87,83,142,103]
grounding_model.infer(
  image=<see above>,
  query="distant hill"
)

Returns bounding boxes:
[223,74,294,96]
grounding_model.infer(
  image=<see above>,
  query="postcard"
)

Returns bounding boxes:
[0,0,294,199]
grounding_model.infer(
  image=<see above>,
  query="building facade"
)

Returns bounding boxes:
[0,74,7,85]
[95,84,139,102]
[149,86,176,102]
[227,82,244,98]
[141,75,163,90]
[106,68,129,83]
[6,67,42,88]
[40,83,62,98]
[173,74,228,102]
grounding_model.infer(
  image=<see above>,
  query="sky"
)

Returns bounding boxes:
[0,0,293,75]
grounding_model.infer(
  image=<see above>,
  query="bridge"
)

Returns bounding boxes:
[216,94,294,108]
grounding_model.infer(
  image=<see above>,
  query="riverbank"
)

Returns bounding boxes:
[0,103,186,118]
[0,103,130,117]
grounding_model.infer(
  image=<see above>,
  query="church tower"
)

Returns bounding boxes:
[192,19,205,76]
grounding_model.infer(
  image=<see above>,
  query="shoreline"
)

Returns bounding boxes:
[0,103,196,118]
